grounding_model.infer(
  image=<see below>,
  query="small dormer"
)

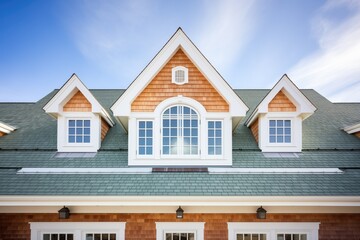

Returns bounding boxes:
[343,122,360,139]
[246,74,316,152]
[43,74,114,152]
[0,121,16,137]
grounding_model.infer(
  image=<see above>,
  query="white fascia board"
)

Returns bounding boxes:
[1,196,360,207]
[111,28,248,119]
[0,121,16,134]
[17,168,152,174]
[43,74,113,126]
[208,168,343,174]
[344,122,360,134]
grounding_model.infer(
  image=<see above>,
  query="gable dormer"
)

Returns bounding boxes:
[246,74,316,152]
[0,121,16,137]
[43,74,114,152]
[111,28,248,166]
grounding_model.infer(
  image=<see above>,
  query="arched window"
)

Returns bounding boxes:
[162,105,199,156]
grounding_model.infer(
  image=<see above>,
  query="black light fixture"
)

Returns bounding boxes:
[58,206,70,219]
[176,206,184,219]
[256,206,267,219]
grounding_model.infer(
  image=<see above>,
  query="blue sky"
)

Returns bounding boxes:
[1,0,359,102]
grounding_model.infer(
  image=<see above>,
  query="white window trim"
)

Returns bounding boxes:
[267,118,293,146]
[259,112,302,152]
[128,96,232,166]
[136,119,154,158]
[206,119,224,158]
[228,222,319,240]
[30,222,126,240]
[156,222,205,240]
[172,66,189,85]
[58,112,101,152]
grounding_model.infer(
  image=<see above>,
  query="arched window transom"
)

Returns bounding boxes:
[162,105,199,156]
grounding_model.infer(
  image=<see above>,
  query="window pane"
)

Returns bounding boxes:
[188,233,194,240]
[139,147,145,155]
[269,136,276,143]
[184,107,190,114]
[69,128,75,134]
[51,234,58,240]
[269,128,276,134]
[84,120,90,127]
[84,128,90,134]
[76,136,82,143]
[285,234,291,240]
[208,129,214,137]
[277,235,284,240]
[69,136,75,143]
[69,120,75,127]
[285,128,291,134]
[260,234,266,240]
[166,233,172,240]
[215,121,222,128]
[277,136,283,143]
[102,234,109,240]
[59,234,66,240]
[173,233,179,240]
[300,234,307,240]
[237,234,244,240]
[285,136,291,143]
[208,121,214,128]
[293,235,299,240]
[146,147,152,155]
[269,120,276,127]
[244,234,251,240]
[163,146,169,154]
[277,120,283,127]
[43,234,50,240]
[181,233,187,240]
[163,119,169,127]
[277,128,283,134]
[76,120,83,127]
[253,234,259,240]
[285,120,291,127]
[86,234,93,240]
[94,234,101,240]
[67,234,74,240]
[84,136,90,143]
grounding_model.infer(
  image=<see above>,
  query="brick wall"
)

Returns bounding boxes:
[1,213,360,240]
[131,49,229,112]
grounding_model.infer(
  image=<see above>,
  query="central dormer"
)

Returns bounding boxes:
[111,28,248,166]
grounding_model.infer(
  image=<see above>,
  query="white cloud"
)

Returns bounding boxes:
[289,0,360,102]
[195,0,258,74]
[63,0,158,87]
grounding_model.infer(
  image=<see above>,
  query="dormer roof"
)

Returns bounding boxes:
[0,121,16,135]
[246,74,317,126]
[43,74,114,126]
[111,28,248,130]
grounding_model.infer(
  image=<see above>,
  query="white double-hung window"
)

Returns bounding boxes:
[162,105,199,156]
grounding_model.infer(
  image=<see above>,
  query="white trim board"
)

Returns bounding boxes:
[1,196,360,207]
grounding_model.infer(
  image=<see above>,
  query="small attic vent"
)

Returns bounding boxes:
[172,66,188,85]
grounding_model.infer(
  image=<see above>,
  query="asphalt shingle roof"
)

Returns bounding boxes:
[0,89,359,196]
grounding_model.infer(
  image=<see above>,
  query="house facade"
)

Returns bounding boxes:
[0,28,360,240]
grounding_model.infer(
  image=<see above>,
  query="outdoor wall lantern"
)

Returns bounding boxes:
[58,206,70,219]
[176,206,184,219]
[256,206,267,219]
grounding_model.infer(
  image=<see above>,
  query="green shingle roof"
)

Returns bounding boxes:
[0,89,359,196]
